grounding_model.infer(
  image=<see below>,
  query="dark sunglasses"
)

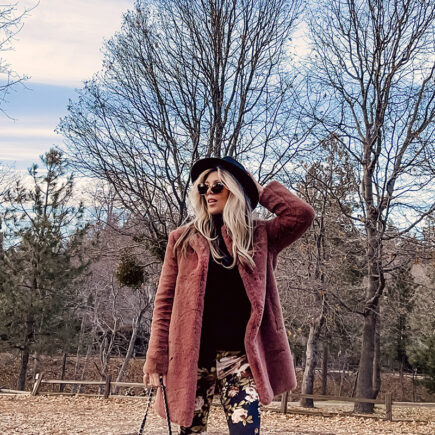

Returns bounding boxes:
[198,181,226,195]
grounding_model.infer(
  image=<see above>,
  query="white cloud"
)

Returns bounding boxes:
[0,113,62,164]
[2,0,133,86]
[0,145,56,161]
[0,126,55,138]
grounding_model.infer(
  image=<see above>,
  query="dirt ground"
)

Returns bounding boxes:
[0,394,434,435]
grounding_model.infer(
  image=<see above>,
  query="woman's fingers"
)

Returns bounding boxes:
[143,372,149,388]
[143,372,167,388]
[143,372,157,387]
[149,373,162,387]
[150,373,160,386]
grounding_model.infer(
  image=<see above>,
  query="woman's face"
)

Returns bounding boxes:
[203,171,230,215]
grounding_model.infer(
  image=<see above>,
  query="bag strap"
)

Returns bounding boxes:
[138,375,172,435]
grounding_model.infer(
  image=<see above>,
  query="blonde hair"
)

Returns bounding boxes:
[173,166,256,270]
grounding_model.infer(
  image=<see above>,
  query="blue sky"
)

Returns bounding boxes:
[0,0,310,171]
[0,0,133,170]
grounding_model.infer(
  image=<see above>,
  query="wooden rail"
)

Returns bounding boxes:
[24,373,435,423]
[280,391,393,420]
[288,393,385,403]
[30,372,146,398]
[0,388,30,395]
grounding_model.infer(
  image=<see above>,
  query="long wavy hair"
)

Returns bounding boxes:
[173,166,256,270]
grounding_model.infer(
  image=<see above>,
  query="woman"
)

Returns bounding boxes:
[143,156,314,434]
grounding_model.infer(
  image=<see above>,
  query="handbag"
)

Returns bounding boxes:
[138,375,172,434]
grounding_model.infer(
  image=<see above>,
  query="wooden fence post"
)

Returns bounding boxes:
[104,374,112,399]
[32,372,43,396]
[280,391,289,414]
[385,392,392,421]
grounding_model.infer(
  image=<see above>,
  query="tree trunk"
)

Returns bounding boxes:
[338,361,347,397]
[354,206,384,413]
[300,311,325,408]
[300,337,307,373]
[32,351,41,381]
[321,343,328,395]
[17,347,30,390]
[354,308,377,412]
[73,342,93,394]
[17,313,34,391]
[97,319,119,395]
[399,351,410,402]
[372,314,381,398]
[351,370,358,397]
[412,369,417,402]
[73,317,86,380]
[60,352,67,392]
[113,311,144,395]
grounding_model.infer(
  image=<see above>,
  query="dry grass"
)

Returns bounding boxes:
[0,394,434,435]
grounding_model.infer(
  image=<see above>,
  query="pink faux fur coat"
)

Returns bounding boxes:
[143,180,314,427]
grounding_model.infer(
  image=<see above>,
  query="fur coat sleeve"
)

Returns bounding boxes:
[259,180,315,255]
[143,231,178,374]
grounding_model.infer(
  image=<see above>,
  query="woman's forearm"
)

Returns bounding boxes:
[259,180,315,254]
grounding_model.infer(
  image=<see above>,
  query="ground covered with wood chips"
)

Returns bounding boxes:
[0,394,434,434]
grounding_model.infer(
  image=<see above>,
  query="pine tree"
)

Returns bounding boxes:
[0,149,87,390]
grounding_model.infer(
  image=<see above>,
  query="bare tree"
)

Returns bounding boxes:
[296,139,363,407]
[276,138,365,406]
[112,282,153,394]
[0,2,34,116]
[305,0,435,412]
[58,0,309,260]
[71,190,157,393]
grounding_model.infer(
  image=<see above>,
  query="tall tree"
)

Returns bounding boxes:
[58,0,308,260]
[296,138,363,407]
[0,149,87,390]
[305,0,435,412]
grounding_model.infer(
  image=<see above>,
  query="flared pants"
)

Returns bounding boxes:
[179,350,261,434]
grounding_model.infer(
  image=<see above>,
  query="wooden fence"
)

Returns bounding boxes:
[1,372,431,422]
[31,372,144,399]
[280,391,393,420]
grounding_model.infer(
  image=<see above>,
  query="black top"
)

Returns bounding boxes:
[197,213,252,367]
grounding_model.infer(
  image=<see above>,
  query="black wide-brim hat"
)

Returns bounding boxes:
[190,156,259,210]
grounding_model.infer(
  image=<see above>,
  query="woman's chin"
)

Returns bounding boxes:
[209,208,222,215]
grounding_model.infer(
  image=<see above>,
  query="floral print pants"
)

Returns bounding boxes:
[179,350,261,434]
